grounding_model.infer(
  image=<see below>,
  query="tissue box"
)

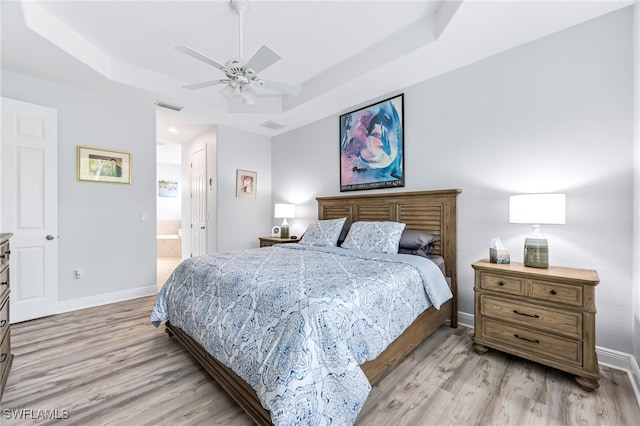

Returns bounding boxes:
[490,248,510,264]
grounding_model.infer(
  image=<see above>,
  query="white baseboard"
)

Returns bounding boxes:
[56,285,157,315]
[457,310,640,406]
[458,311,474,329]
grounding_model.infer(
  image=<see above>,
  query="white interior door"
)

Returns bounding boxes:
[1,97,58,323]
[190,147,206,257]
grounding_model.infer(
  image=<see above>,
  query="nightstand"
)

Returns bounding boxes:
[259,237,299,248]
[472,259,599,391]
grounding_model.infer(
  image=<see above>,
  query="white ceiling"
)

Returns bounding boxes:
[1,0,633,145]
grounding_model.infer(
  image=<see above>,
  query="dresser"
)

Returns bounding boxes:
[0,233,13,400]
[472,259,599,391]
[258,237,299,248]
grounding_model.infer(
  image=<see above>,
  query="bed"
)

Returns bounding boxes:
[151,189,460,425]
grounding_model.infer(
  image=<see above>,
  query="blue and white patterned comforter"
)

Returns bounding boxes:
[150,244,451,425]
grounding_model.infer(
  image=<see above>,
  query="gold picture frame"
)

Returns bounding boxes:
[77,146,131,184]
[236,169,256,199]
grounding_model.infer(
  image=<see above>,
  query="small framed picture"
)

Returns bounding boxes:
[77,146,131,184]
[158,180,178,197]
[236,169,257,199]
[271,226,281,237]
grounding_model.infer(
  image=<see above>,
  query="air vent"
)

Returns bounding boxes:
[259,120,286,130]
[154,100,184,112]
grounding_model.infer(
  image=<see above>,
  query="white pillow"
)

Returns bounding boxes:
[298,218,347,247]
[341,221,406,254]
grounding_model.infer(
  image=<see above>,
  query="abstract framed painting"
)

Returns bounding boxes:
[339,94,404,192]
[77,146,131,184]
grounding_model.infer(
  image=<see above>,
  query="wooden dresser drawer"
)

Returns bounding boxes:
[482,318,582,366]
[0,234,11,401]
[0,295,8,342]
[0,241,8,270]
[530,279,583,307]
[0,331,10,381]
[480,295,582,339]
[0,268,8,302]
[480,273,524,296]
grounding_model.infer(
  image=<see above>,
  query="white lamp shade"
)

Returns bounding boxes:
[274,203,295,219]
[240,85,257,105]
[220,84,237,100]
[509,194,566,224]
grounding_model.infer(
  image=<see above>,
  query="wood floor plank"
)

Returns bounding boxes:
[2,296,639,426]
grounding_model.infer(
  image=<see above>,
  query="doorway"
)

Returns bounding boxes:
[1,97,59,323]
[156,141,182,290]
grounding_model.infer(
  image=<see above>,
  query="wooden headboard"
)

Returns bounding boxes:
[317,189,461,314]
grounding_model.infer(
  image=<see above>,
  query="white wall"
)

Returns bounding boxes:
[1,71,157,303]
[273,8,635,354]
[217,125,272,251]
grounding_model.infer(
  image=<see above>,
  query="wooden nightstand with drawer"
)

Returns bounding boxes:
[259,237,299,248]
[472,259,599,391]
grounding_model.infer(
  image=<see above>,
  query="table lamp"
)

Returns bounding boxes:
[509,194,566,268]
[274,204,295,238]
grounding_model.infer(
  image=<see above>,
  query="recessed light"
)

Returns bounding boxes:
[168,127,179,133]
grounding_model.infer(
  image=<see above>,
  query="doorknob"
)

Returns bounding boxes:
[46,235,55,240]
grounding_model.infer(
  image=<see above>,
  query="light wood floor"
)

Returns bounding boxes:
[2,296,639,426]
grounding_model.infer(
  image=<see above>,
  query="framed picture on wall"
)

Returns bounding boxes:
[339,94,404,192]
[158,180,178,197]
[236,169,257,199]
[77,146,131,184]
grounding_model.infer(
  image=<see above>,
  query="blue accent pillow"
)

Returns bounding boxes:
[298,218,347,247]
[341,221,406,254]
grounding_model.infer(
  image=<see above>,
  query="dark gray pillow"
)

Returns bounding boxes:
[337,220,352,246]
[398,245,434,257]
[398,229,437,250]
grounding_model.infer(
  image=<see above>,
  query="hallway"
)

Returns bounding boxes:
[157,257,181,291]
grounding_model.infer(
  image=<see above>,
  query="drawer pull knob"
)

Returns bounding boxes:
[550,289,558,295]
[514,334,540,344]
[0,320,5,327]
[0,353,6,363]
[497,281,505,286]
[513,310,540,318]
[0,281,6,286]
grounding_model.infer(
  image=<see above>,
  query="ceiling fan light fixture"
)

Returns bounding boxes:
[240,85,257,106]
[220,84,237,100]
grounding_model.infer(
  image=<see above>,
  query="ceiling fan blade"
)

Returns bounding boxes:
[175,45,226,70]
[183,80,227,90]
[244,45,281,74]
[260,79,302,96]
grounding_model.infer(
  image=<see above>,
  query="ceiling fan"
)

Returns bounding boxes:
[176,0,302,106]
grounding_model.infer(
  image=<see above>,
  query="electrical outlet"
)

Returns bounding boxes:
[74,269,83,279]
